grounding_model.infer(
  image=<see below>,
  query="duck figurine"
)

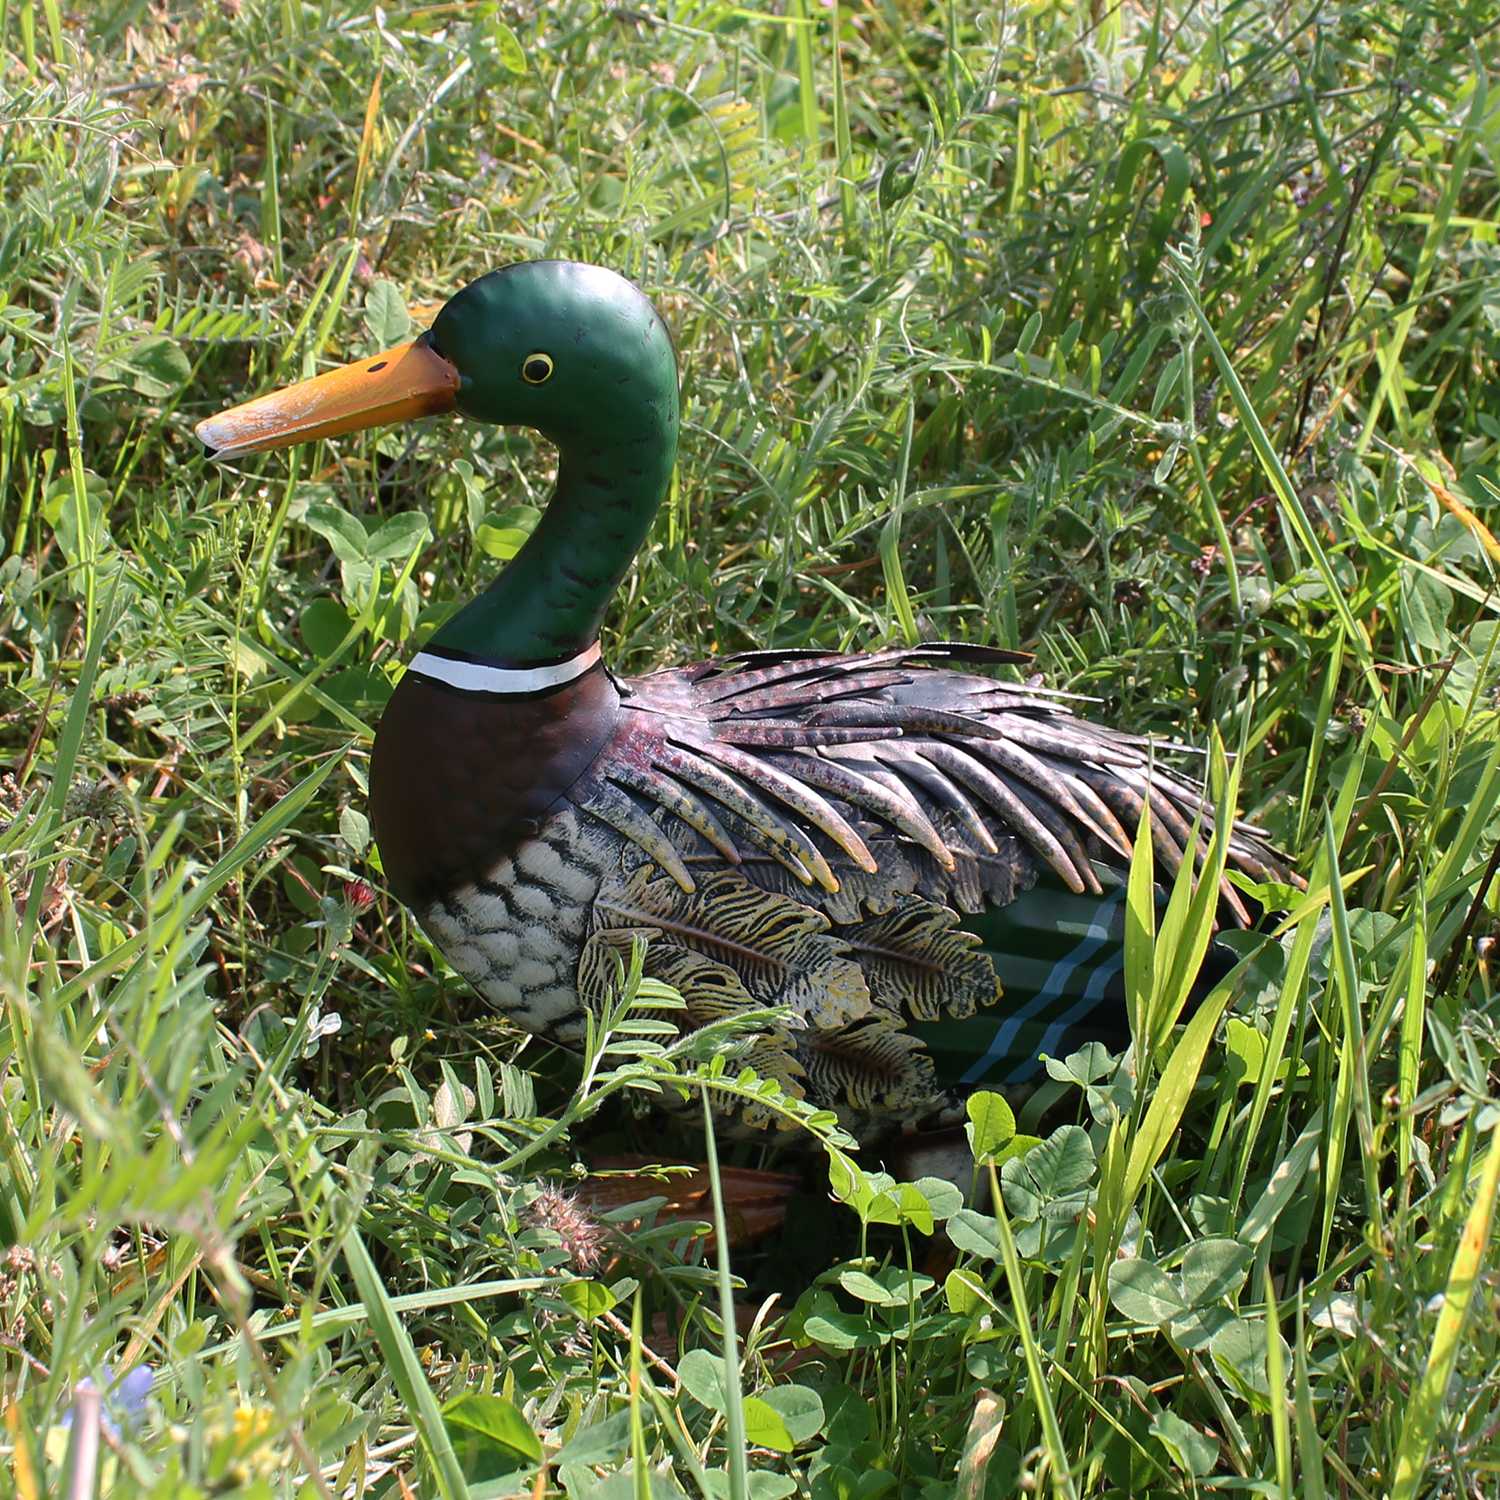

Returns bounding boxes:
[199,261,1285,1136]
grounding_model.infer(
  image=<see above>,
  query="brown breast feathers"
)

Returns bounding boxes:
[369,664,621,908]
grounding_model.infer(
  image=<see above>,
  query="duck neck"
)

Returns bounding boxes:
[427,421,676,672]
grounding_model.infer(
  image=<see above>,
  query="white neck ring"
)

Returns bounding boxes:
[406,641,602,695]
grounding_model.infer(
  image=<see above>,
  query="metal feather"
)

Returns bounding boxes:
[1032,754,1135,851]
[715,669,916,717]
[605,761,742,865]
[797,1017,937,1113]
[910,739,1096,893]
[583,780,696,892]
[802,699,1004,741]
[984,714,1144,768]
[712,721,904,749]
[763,750,954,867]
[865,742,1000,855]
[969,736,1127,854]
[840,898,1003,1022]
[648,739,830,889]
[682,735,879,874]
[592,861,871,1029]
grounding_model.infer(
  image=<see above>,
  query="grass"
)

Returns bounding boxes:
[3,0,1500,1493]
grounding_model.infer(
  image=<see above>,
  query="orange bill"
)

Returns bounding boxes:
[196,338,460,460]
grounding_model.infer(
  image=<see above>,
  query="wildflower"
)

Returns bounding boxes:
[344,878,376,912]
[525,1186,606,1272]
[63,1364,154,1439]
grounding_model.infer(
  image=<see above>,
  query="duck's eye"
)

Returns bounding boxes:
[521,352,554,385]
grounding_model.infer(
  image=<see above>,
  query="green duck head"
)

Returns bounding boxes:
[431,260,679,447]
[198,260,680,667]
[197,260,678,459]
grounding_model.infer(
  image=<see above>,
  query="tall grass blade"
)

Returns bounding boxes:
[1390,1117,1500,1500]
[20,567,121,949]
[1164,253,1375,678]
[788,0,819,150]
[1123,796,1155,1052]
[629,1290,650,1500]
[342,1224,474,1500]
[1396,890,1429,1188]
[1292,1296,1328,1500]
[1358,73,1483,450]
[701,1093,749,1500]
[1263,1271,1292,1494]
[1320,810,1383,1261]
[989,1166,1078,1500]
[1119,971,1236,1213]
[51,756,340,1008]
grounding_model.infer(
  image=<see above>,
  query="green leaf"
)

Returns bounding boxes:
[838,1269,900,1306]
[759,1385,824,1445]
[1000,1124,1095,1220]
[364,278,412,346]
[908,1175,963,1223]
[876,150,922,209]
[44,491,113,571]
[1401,569,1452,654]
[943,1268,986,1315]
[741,1396,795,1454]
[965,1091,1016,1160]
[1169,1303,1236,1352]
[702,1474,796,1500]
[1210,1316,1273,1399]
[859,1189,903,1226]
[1150,353,1184,419]
[554,1409,632,1467]
[802,1310,886,1350]
[1177,1237,1252,1307]
[442,1391,542,1464]
[1107,1259,1186,1327]
[304,501,369,562]
[676,1348,727,1410]
[589,1466,689,1500]
[946,1208,999,1261]
[560,1280,616,1322]
[1223,1017,1266,1087]
[1149,1409,1218,1478]
[836,1267,934,1310]
[747,1478,796,1500]
[323,664,389,713]
[827,1149,901,1224]
[300,596,355,658]
[117,336,191,397]
[1042,1042,1115,1089]
[339,806,370,856]
[367,510,432,560]
[888,1180,935,1233]
[474,504,541,560]
[489,16,527,74]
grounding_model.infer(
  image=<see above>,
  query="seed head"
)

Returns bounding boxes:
[525,1186,606,1273]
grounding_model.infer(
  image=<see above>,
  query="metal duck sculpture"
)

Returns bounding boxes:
[199,261,1285,1136]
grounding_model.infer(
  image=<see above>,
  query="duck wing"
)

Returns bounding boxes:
[565,646,1288,1131]
[588,644,1283,917]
